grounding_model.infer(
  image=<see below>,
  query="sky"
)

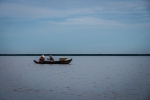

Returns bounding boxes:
[0,0,150,54]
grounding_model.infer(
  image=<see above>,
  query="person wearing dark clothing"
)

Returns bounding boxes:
[49,55,54,62]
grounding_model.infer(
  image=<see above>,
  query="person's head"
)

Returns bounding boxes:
[41,54,44,58]
[50,55,52,57]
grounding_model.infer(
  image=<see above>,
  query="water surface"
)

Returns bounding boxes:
[0,56,150,100]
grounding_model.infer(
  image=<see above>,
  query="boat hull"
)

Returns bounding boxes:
[33,59,72,64]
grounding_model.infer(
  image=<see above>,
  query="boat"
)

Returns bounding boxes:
[33,59,72,64]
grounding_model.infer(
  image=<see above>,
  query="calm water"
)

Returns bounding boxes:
[0,56,150,100]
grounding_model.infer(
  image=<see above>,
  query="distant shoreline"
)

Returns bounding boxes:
[0,54,150,56]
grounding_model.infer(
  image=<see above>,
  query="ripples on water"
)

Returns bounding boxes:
[0,56,150,100]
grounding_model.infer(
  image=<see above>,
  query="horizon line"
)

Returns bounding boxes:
[0,54,150,56]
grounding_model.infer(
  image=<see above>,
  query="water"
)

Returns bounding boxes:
[0,56,150,100]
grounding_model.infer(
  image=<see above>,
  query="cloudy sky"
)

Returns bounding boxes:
[0,0,150,54]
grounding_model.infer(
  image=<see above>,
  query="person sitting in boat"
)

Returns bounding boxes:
[39,54,45,63]
[48,55,54,62]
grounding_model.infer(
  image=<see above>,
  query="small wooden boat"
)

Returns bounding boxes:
[33,59,72,64]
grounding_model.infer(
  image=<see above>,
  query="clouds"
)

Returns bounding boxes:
[1,1,150,33]
[42,17,123,27]
[0,0,149,28]
[0,2,100,19]
[0,1,149,19]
